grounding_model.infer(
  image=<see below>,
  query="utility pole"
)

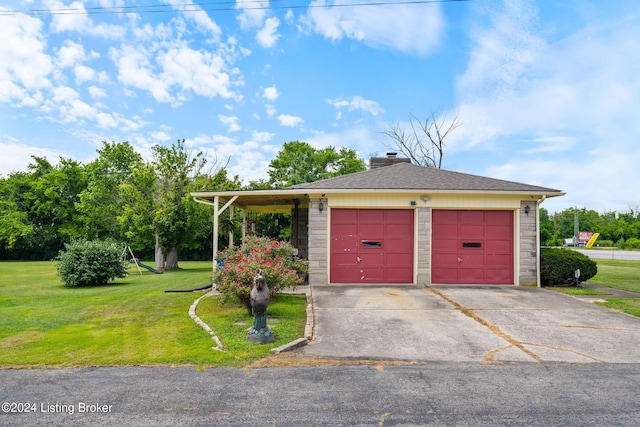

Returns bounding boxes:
[574,206,579,248]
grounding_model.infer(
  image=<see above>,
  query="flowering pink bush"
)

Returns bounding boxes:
[213,236,308,310]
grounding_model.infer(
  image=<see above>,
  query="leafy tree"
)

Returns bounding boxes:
[539,208,558,246]
[268,141,366,187]
[121,140,239,270]
[0,156,86,259]
[151,140,208,270]
[0,199,33,249]
[77,141,143,240]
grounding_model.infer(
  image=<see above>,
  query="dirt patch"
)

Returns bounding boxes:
[245,351,425,369]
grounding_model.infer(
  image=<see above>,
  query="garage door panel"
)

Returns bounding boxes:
[458,268,486,283]
[486,210,512,223]
[331,239,358,253]
[432,238,458,252]
[485,239,512,253]
[460,211,484,223]
[432,210,513,285]
[332,268,360,283]
[461,253,485,266]
[432,267,457,283]
[486,268,513,282]
[386,252,413,267]
[433,253,458,265]
[332,224,358,236]
[460,225,485,237]
[359,210,385,223]
[386,268,414,282]
[387,224,413,237]
[332,253,358,266]
[333,208,358,221]
[486,254,512,266]
[359,223,384,237]
[331,209,414,284]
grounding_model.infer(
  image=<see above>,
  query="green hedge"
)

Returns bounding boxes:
[540,248,597,287]
[57,240,128,286]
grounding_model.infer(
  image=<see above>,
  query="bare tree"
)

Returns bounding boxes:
[382,109,461,168]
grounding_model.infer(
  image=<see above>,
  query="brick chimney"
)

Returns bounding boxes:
[369,152,412,169]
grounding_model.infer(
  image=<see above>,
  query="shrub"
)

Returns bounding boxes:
[540,248,597,287]
[624,237,640,250]
[213,236,308,311]
[57,240,128,286]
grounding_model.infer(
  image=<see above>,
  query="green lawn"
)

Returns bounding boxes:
[548,287,612,296]
[590,260,640,293]
[589,259,640,317]
[0,261,306,368]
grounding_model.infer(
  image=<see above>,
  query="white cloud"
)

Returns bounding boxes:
[328,96,384,116]
[452,0,640,212]
[165,0,222,40]
[265,104,276,118]
[0,141,67,176]
[0,13,52,101]
[251,130,275,142]
[301,1,444,55]
[236,1,281,48]
[256,17,281,47]
[263,85,279,101]
[306,126,378,155]
[278,114,304,127]
[218,114,241,133]
[110,44,172,103]
[110,40,238,105]
[56,41,87,68]
[236,0,268,29]
[150,131,172,142]
[45,0,125,38]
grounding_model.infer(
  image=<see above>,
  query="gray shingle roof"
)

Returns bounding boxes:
[287,163,562,193]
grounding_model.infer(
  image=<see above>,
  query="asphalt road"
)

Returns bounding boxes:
[2,364,640,426]
[571,248,640,261]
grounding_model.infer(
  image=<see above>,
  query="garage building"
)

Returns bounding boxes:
[191,155,564,287]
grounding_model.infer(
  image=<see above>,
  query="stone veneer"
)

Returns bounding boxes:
[307,199,328,286]
[416,207,431,285]
[519,201,538,286]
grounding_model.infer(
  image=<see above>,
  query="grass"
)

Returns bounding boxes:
[584,259,640,318]
[548,287,612,296]
[589,260,640,293]
[0,261,307,368]
[595,299,640,318]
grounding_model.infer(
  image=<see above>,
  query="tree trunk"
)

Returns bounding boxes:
[154,234,165,272]
[165,246,179,270]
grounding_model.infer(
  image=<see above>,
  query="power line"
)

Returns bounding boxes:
[0,0,469,17]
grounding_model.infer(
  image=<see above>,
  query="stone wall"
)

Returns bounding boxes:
[416,207,431,285]
[519,201,538,286]
[307,199,328,286]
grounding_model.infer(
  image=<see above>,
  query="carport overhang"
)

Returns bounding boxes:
[191,189,314,272]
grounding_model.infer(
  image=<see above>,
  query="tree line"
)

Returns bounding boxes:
[0,140,365,269]
[540,207,640,249]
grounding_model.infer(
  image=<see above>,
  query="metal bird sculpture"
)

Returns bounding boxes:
[248,270,275,343]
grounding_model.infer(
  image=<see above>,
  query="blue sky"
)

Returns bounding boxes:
[1,0,638,214]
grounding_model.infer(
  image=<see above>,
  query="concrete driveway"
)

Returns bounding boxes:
[302,285,640,363]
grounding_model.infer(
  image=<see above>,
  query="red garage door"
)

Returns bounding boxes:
[432,210,514,284]
[331,209,414,283]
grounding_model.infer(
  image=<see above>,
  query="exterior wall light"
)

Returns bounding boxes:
[318,201,324,212]
[524,205,530,216]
